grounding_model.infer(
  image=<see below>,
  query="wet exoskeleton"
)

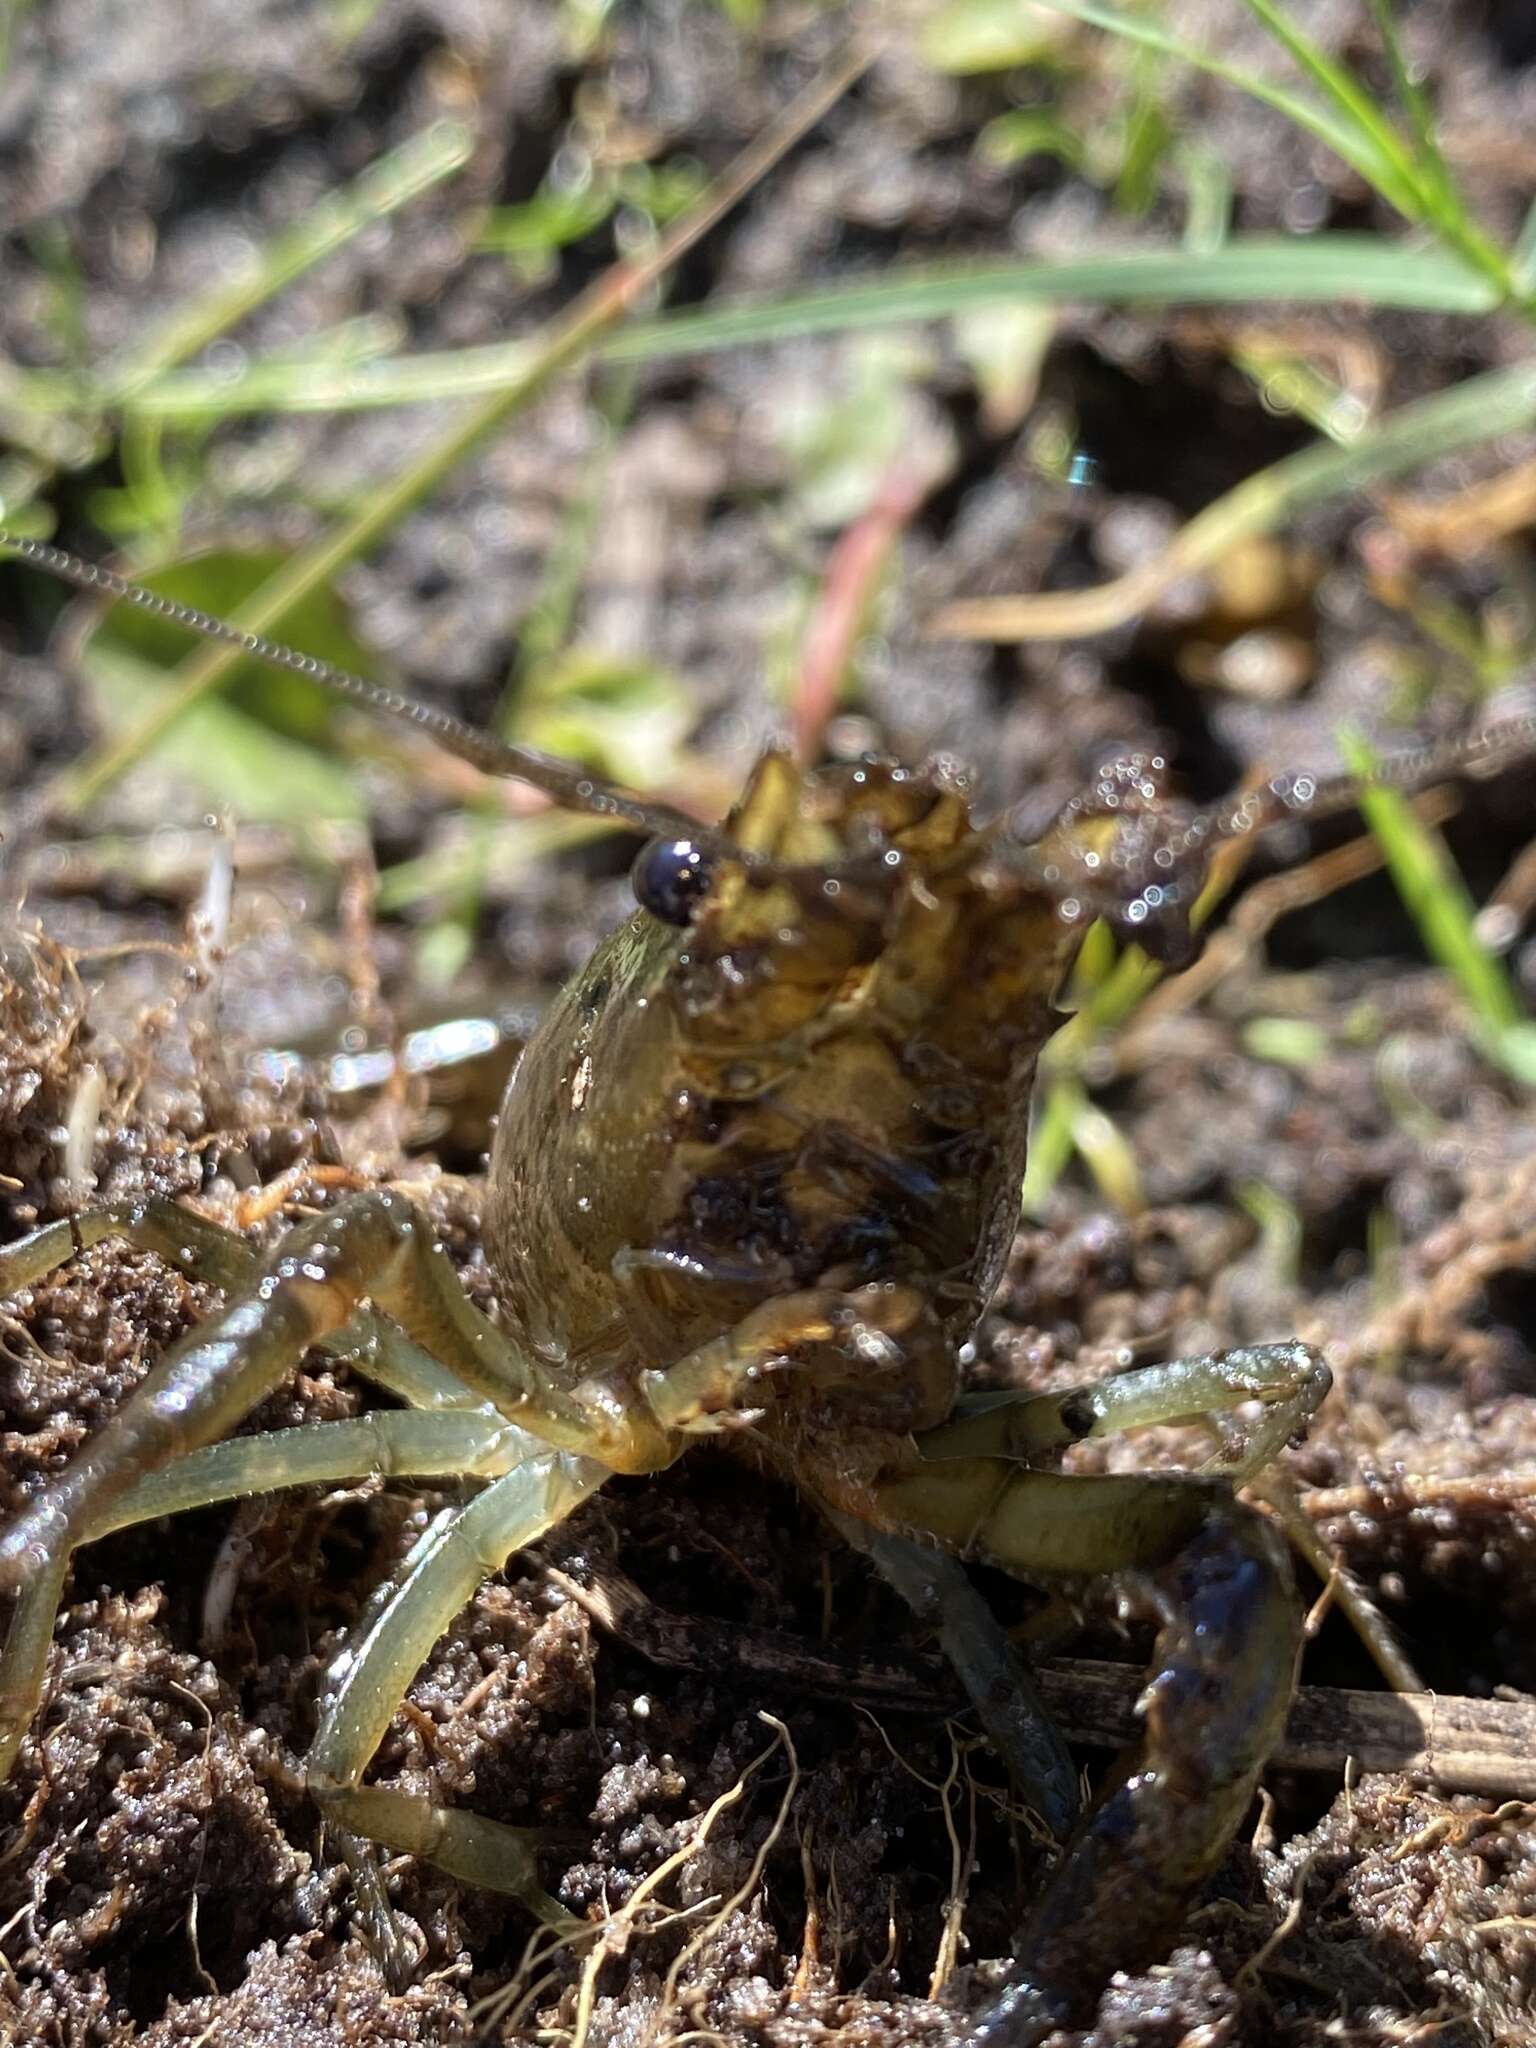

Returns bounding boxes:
[0,537,1530,2041]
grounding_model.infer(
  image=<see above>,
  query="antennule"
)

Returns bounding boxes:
[0,530,705,841]
[1209,710,1536,845]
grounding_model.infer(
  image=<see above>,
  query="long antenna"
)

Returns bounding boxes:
[6,530,1534,917]
[0,532,910,902]
[0,532,705,841]
[980,692,1536,955]
[1209,715,1536,846]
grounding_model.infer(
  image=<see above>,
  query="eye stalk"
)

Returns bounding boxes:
[632,837,716,926]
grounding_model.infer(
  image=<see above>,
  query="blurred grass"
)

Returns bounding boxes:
[959,0,1536,1210]
[100,121,476,409]
[53,239,1502,419]
[1021,1075,1144,1218]
[1033,0,1516,288]
[1237,1180,1304,1292]
[4,0,1533,1215]
[0,118,474,535]
[1339,730,1536,1085]
[411,365,645,988]
[40,36,874,818]
[475,159,706,282]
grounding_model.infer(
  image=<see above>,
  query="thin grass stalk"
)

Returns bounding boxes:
[50,36,875,815]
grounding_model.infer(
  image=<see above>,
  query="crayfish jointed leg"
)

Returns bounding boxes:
[305,1448,606,1915]
[0,1403,537,1778]
[831,1338,1331,2040]
[0,1187,664,1610]
[0,1198,1330,2021]
[921,1340,1331,1478]
[882,1461,1298,2041]
[0,1191,655,1908]
[837,1523,1081,1839]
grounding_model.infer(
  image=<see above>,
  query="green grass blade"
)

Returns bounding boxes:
[1285,0,1507,282]
[1021,1077,1080,1217]
[0,119,474,534]
[498,363,639,720]
[1511,197,1536,298]
[101,118,475,402]
[1229,335,1366,443]
[111,237,1498,419]
[1177,143,1232,255]
[1028,0,1426,218]
[1066,1089,1144,1213]
[1238,0,1427,206]
[1363,0,1453,188]
[376,811,604,914]
[1236,1181,1303,1288]
[1020,1072,1144,1215]
[565,236,1498,329]
[1337,727,1527,1050]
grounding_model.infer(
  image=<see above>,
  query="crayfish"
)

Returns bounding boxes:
[1,531,1532,2041]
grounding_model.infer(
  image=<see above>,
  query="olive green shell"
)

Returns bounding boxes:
[485,752,1084,1413]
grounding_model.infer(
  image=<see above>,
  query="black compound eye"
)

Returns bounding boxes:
[632,837,715,925]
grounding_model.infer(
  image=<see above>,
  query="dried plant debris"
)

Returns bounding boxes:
[0,929,88,1217]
